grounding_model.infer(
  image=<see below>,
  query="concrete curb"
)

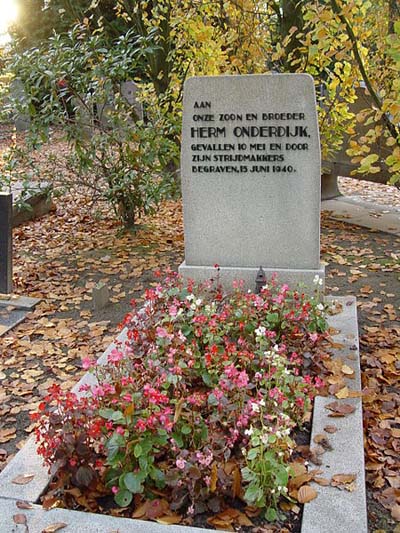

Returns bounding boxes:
[301,296,367,533]
[322,196,400,235]
[0,297,367,532]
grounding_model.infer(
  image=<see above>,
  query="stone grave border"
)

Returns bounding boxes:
[0,297,367,532]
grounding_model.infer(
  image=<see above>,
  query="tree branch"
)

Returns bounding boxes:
[330,0,399,143]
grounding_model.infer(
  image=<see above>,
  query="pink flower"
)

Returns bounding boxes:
[176,458,186,470]
[156,326,169,338]
[82,357,95,370]
[92,385,105,397]
[235,370,249,388]
[169,305,178,317]
[135,419,147,432]
[108,349,123,364]
[309,333,319,343]
[295,397,305,408]
[112,486,119,494]
[116,426,125,435]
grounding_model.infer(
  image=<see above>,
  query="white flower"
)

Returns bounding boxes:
[195,298,202,306]
[317,303,324,311]
[259,399,266,407]
[186,294,195,301]
[313,275,320,285]
[255,326,266,336]
[244,427,254,436]
[262,284,268,290]
[251,402,260,413]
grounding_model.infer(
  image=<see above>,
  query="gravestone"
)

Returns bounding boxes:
[10,79,30,132]
[179,74,325,290]
[120,81,144,121]
[0,193,12,294]
[97,81,144,130]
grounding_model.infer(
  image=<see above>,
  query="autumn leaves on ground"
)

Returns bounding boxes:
[0,168,399,531]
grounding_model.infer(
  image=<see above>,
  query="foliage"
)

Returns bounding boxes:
[32,272,327,519]
[267,0,400,182]
[1,25,179,226]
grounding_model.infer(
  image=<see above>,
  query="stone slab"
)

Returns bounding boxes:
[179,261,325,292]
[0,307,27,336]
[301,296,367,533]
[0,499,224,533]
[0,295,41,310]
[181,74,321,271]
[322,197,400,236]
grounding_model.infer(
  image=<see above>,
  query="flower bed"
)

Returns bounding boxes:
[32,271,328,529]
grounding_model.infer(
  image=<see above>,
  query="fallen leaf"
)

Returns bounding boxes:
[16,501,33,509]
[13,514,27,525]
[232,466,242,498]
[210,462,218,493]
[325,401,356,416]
[341,364,355,376]
[335,386,349,399]
[156,514,182,525]
[42,523,68,533]
[391,504,400,521]
[0,427,17,443]
[296,485,318,503]
[12,473,35,485]
[324,425,338,434]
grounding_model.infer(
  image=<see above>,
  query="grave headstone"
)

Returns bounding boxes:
[97,80,144,130]
[92,282,109,311]
[179,73,325,290]
[10,79,30,132]
[120,81,144,121]
[0,193,12,294]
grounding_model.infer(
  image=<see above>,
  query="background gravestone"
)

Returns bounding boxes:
[10,78,30,132]
[97,80,144,130]
[179,73,325,290]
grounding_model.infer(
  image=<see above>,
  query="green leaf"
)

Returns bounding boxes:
[247,448,259,461]
[122,472,143,494]
[150,468,165,484]
[275,466,289,487]
[106,433,125,461]
[181,424,192,435]
[172,432,184,448]
[134,443,143,458]
[181,325,192,336]
[266,507,277,521]
[244,483,262,504]
[99,408,115,420]
[115,488,133,507]
[111,411,125,423]
[201,372,212,387]
[266,312,279,324]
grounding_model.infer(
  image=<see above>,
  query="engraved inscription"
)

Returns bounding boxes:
[189,102,312,175]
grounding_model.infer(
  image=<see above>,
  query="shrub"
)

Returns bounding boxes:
[32,272,327,520]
